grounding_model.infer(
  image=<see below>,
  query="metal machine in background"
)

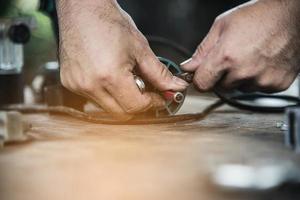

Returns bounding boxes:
[32,61,87,111]
[0,17,35,146]
[0,17,34,106]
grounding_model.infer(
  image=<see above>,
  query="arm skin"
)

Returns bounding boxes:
[56,0,188,118]
[181,0,300,93]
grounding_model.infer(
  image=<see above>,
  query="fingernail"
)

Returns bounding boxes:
[180,58,192,66]
[172,76,189,87]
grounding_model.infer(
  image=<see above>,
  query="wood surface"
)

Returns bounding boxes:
[1,95,300,200]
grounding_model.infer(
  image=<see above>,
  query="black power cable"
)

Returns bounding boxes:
[215,91,300,113]
[146,35,192,59]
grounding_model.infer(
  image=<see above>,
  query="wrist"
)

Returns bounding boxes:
[56,0,116,7]
[56,0,120,18]
[56,0,124,26]
[258,0,300,30]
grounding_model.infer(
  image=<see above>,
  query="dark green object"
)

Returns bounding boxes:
[39,0,59,42]
[0,0,10,16]
[158,57,183,76]
[157,57,186,116]
[39,0,56,13]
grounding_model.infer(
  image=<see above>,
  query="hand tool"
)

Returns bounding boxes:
[162,91,185,104]
[134,57,189,116]
[134,76,185,104]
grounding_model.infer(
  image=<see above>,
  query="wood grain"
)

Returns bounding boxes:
[0,95,299,200]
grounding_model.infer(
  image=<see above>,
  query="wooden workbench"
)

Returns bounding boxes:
[1,95,300,200]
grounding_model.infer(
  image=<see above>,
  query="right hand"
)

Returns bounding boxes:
[56,0,188,118]
[181,0,300,93]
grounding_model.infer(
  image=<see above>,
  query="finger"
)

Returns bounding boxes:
[136,45,189,92]
[236,68,286,93]
[193,47,227,92]
[88,88,133,120]
[252,71,294,94]
[181,20,223,72]
[105,72,154,114]
[148,92,166,111]
[219,70,251,90]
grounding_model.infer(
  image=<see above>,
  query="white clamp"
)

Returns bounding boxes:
[0,111,27,147]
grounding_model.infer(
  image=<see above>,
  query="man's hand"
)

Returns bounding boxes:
[56,0,188,118]
[181,0,300,93]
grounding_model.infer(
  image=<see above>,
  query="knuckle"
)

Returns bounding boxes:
[160,65,173,80]
[140,36,150,47]
[195,44,206,57]
[125,101,150,114]
[194,78,211,91]
[136,35,150,49]
[214,17,220,25]
[124,106,139,114]
[253,69,294,93]
[151,64,174,90]
[214,13,227,26]
[96,70,113,84]
[256,76,273,89]
[60,72,71,89]
[60,76,69,88]
[60,71,94,94]
[130,95,152,113]
[78,80,94,93]
[221,49,237,65]
[234,70,255,81]
[214,15,223,24]
[277,79,293,92]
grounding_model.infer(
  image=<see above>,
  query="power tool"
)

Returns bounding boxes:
[0,17,34,106]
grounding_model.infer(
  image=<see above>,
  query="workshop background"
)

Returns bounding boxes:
[2,1,300,200]
[0,0,248,83]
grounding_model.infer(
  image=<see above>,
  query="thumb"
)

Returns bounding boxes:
[136,45,189,91]
[181,19,222,72]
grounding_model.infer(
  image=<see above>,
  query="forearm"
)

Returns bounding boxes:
[56,0,122,25]
[55,0,128,49]
[56,0,118,12]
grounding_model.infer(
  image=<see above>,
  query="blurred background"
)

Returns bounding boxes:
[0,0,248,83]
[119,0,247,53]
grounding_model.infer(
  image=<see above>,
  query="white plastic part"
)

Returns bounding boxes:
[0,111,26,145]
